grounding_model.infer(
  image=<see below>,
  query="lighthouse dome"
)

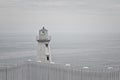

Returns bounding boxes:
[39,27,48,36]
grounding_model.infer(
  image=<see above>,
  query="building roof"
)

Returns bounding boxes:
[40,26,48,31]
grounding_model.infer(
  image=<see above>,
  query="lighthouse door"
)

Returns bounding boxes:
[46,55,49,61]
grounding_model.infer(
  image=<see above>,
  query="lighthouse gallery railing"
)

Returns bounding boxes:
[0,61,120,80]
[36,36,51,42]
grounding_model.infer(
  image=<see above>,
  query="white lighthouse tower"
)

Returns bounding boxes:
[37,27,52,63]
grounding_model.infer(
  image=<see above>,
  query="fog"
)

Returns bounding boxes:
[0,0,120,34]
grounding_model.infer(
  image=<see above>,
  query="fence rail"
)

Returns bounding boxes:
[0,61,120,80]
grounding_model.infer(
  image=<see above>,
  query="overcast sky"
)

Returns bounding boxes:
[0,0,120,34]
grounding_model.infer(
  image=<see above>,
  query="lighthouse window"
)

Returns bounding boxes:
[41,31,45,34]
[42,31,44,33]
[46,55,49,61]
[45,44,48,47]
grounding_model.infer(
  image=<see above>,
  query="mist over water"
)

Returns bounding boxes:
[0,33,120,66]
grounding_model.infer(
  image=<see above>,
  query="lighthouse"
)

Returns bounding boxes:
[36,27,52,63]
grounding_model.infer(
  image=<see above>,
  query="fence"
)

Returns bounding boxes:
[0,61,120,80]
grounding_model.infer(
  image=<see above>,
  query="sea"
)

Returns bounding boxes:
[0,33,120,67]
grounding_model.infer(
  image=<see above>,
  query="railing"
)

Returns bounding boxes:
[36,36,51,42]
[0,61,120,80]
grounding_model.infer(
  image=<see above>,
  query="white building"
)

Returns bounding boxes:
[36,27,52,63]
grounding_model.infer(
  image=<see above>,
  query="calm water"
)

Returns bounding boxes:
[0,33,120,66]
